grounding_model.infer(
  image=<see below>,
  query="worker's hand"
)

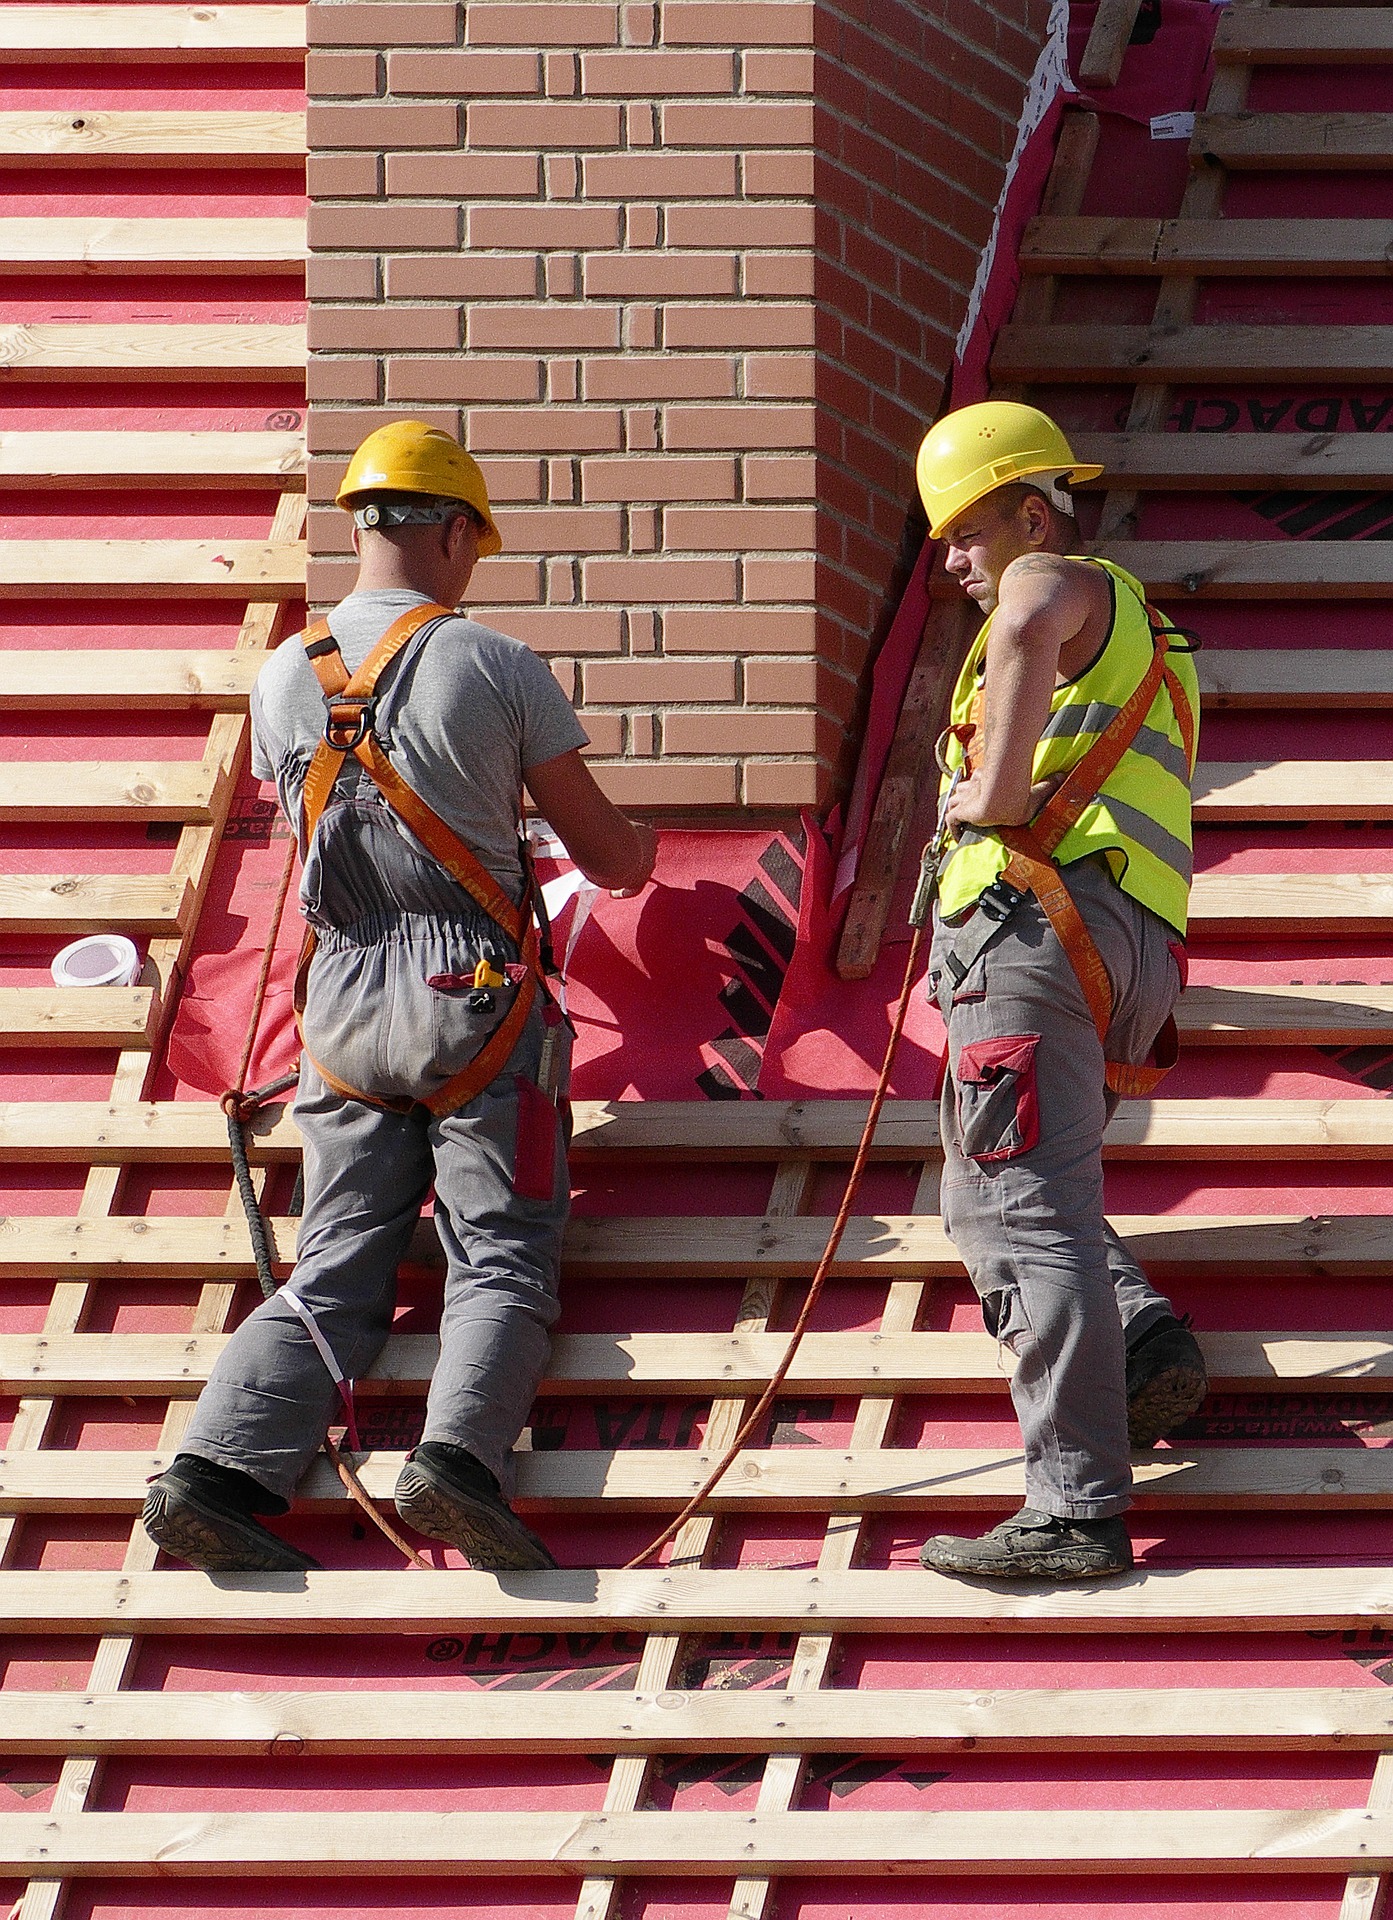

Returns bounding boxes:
[611,821,658,897]
[945,768,1064,834]
[944,771,993,834]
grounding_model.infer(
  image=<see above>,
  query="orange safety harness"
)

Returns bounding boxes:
[950,602,1198,1098]
[296,601,550,1117]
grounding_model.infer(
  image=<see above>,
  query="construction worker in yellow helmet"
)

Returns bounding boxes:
[911,401,1207,1584]
[146,421,656,1576]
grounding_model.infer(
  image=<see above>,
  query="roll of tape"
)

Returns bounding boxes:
[51,934,141,989]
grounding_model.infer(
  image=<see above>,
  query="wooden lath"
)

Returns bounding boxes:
[0,5,306,59]
[1,1325,1383,1399]
[1,1207,1392,1279]
[0,113,306,164]
[7,1685,1393,1754]
[0,322,306,377]
[0,989,159,1051]
[0,219,305,272]
[11,1094,1393,1163]
[7,1442,1393,1513]
[3,1564,1388,1635]
[0,540,304,598]
[0,431,305,488]
[1195,111,1393,168]
[993,323,1393,382]
[5,1807,1393,1876]
[1216,8,1393,60]
[0,764,217,824]
[1022,215,1393,275]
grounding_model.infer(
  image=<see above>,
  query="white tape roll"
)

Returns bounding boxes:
[50,934,141,989]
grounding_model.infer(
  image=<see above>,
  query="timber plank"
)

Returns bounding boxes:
[1178,984,1393,1045]
[1196,112,1393,169]
[1189,873,1393,929]
[992,323,1393,382]
[4,1807,1393,1874]
[0,432,304,488]
[0,1327,1382,1398]
[0,6,305,59]
[3,1566,1390,1636]
[12,1096,1393,1165]
[1101,542,1393,598]
[1217,9,1393,61]
[1192,760,1393,821]
[0,1210,1386,1278]
[1201,651,1393,708]
[0,988,157,1049]
[1023,216,1393,276]
[0,114,305,166]
[0,877,190,937]
[0,763,214,823]
[0,323,306,379]
[4,1445,1389,1513]
[1074,435,1393,489]
[0,541,304,599]
[0,218,304,274]
[0,651,263,710]
[6,1685,1392,1755]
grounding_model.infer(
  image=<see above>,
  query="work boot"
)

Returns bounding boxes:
[394,1441,557,1572]
[142,1455,320,1574]
[1126,1313,1208,1449]
[919,1508,1133,1582]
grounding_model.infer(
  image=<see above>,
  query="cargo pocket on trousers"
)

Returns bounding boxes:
[513,1072,559,1201]
[955,1032,1041,1163]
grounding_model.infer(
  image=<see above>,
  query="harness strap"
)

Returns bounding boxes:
[293,606,545,1119]
[952,608,1193,1098]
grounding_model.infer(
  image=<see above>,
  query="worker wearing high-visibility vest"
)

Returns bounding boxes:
[144,422,656,1576]
[914,402,1207,1583]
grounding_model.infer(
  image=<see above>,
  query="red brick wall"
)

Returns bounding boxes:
[306,0,1049,813]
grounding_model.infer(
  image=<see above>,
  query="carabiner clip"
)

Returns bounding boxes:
[934,722,973,776]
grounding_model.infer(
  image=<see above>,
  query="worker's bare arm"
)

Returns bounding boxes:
[946,554,1097,831]
[525,748,658,894]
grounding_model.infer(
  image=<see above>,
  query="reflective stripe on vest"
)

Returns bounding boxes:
[936,556,1199,936]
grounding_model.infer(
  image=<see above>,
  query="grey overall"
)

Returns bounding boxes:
[929,854,1183,1520]
[180,600,577,1504]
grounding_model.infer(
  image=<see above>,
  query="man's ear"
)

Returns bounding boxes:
[1021,490,1051,550]
[350,524,362,557]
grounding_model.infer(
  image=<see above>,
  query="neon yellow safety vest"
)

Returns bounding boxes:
[936,557,1200,936]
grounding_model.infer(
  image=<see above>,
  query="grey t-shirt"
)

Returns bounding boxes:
[251,588,587,905]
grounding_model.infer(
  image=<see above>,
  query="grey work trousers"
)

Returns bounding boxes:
[929,855,1183,1520]
[181,1004,569,1502]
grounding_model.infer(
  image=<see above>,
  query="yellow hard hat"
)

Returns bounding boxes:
[336,420,502,557]
[915,401,1102,540]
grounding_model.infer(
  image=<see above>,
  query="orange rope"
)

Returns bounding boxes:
[623,917,927,1571]
[326,1434,432,1570]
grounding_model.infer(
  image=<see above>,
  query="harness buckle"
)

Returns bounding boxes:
[977,876,1027,924]
[323,695,376,751]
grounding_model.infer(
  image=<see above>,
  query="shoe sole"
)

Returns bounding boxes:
[142,1486,320,1575]
[919,1544,1132,1582]
[394,1464,557,1572]
[1128,1360,1208,1451]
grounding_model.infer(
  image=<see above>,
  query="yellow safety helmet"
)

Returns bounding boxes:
[336,420,502,557]
[915,401,1102,540]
